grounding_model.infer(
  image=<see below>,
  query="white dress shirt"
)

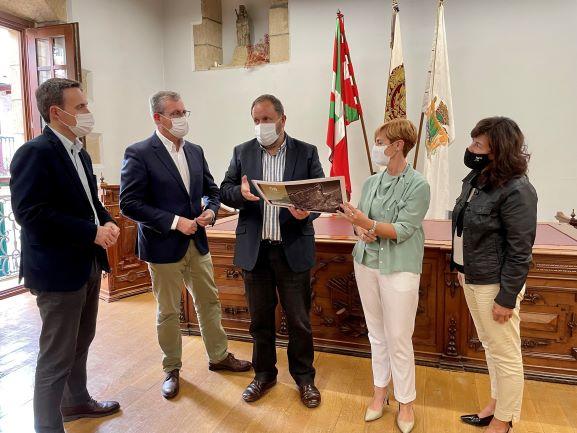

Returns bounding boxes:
[155,130,214,230]
[49,126,100,226]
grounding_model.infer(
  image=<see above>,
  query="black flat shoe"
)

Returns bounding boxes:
[460,414,493,427]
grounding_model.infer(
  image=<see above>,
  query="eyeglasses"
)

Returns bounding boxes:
[160,110,191,119]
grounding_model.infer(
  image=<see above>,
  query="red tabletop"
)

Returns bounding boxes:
[209,215,577,249]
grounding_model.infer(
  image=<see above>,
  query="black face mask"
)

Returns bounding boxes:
[464,148,491,170]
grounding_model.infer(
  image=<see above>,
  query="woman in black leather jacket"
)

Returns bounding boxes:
[452,117,537,433]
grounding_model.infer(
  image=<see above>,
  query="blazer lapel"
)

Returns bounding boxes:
[183,143,198,197]
[249,140,264,214]
[251,140,263,181]
[282,134,298,181]
[151,133,189,196]
[45,127,93,208]
[78,150,97,198]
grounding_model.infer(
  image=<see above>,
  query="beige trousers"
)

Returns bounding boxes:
[461,275,525,423]
[148,241,228,372]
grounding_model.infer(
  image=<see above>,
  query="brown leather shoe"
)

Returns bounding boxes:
[162,369,180,399]
[299,384,321,408]
[61,398,120,422]
[209,353,252,372]
[241,378,277,402]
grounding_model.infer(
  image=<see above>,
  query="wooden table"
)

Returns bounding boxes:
[179,215,577,384]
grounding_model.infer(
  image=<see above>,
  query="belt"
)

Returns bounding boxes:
[261,239,283,246]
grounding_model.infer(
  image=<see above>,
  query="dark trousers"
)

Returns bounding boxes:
[243,242,315,385]
[32,259,101,433]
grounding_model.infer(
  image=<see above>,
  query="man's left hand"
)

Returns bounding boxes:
[288,207,310,220]
[492,302,514,324]
[196,210,215,227]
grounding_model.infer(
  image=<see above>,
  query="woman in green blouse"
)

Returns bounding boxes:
[340,119,430,433]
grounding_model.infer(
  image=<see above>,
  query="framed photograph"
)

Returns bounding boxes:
[252,176,346,214]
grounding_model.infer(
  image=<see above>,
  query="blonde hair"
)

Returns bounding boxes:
[374,118,417,157]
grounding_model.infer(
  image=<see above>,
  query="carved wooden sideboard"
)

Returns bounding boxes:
[180,215,577,384]
[99,182,151,302]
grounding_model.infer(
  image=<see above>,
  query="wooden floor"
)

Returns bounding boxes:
[1,293,576,433]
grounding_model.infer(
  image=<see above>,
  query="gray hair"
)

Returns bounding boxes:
[251,94,284,117]
[35,78,81,123]
[150,91,181,115]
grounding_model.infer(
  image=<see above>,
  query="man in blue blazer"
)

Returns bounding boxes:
[120,91,250,399]
[10,78,120,433]
[220,94,325,408]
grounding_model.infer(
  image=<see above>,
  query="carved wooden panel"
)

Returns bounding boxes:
[413,255,439,352]
[98,182,152,302]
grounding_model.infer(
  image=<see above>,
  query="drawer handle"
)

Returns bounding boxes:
[522,292,542,304]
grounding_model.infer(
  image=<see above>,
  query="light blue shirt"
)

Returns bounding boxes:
[49,126,99,226]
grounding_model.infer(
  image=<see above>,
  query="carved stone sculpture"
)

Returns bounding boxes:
[235,5,250,47]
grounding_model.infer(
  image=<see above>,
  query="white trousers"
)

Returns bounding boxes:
[354,262,420,403]
[461,275,525,423]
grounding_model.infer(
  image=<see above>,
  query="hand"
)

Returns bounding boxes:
[492,302,514,324]
[288,207,310,220]
[176,217,198,235]
[196,210,215,227]
[94,225,118,249]
[241,175,260,201]
[338,202,371,228]
[104,221,120,240]
[355,225,377,244]
[457,272,464,287]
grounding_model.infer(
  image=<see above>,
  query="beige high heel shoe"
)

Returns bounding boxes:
[396,402,415,433]
[364,391,390,422]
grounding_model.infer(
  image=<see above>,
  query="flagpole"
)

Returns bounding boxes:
[348,54,374,177]
[413,112,424,169]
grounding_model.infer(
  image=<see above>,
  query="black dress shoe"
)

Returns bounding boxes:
[162,369,180,399]
[298,384,321,408]
[242,378,277,402]
[61,398,120,422]
[460,414,494,427]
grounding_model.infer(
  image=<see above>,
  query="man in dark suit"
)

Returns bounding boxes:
[10,78,120,433]
[220,94,325,408]
[120,91,251,399]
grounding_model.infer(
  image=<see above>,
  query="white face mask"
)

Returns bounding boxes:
[162,115,189,138]
[255,122,280,147]
[371,144,390,167]
[58,108,95,137]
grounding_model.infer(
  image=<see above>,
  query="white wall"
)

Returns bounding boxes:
[67,0,166,183]
[68,0,576,220]
[160,0,577,221]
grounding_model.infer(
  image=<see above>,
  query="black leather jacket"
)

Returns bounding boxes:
[451,170,538,308]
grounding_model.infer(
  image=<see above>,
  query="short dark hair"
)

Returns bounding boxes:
[35,78,81,123]
[471,116,530,188]
[251,94,284,117]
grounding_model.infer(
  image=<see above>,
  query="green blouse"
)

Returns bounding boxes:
[353,164,431,275]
